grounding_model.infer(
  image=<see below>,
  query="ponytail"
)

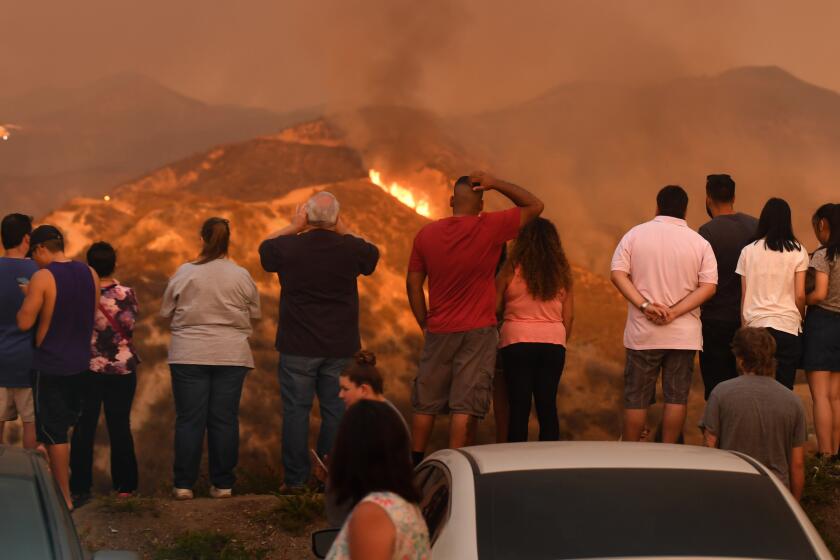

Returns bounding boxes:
[195,217,230,265]
[813,204,840,262]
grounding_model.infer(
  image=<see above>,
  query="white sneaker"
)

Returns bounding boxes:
[209,486,232,499]
[173,488,194,500]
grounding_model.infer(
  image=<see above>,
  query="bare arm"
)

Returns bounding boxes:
[668,283,716,321]
[406,271,428,331]
[348,502,396,560]
[807,271,829,306]
[263,205,308,241]
[740,276,747,326]
[790,446,805,501]
[17,270,48,331]
[563,287,575,342]
[794,270,806,320]
[470,171,544,226]
[610,270,668,322]
[495,262,513,321]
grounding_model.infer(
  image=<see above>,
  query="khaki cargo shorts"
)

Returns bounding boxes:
[0,387,35,422]
[411,326,499,419]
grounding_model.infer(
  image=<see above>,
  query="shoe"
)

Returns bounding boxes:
[72,492,92,509]
[173,488,194,500]
[277,484,306,496]
[209,486,233,499]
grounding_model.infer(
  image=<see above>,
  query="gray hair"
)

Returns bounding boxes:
[306,191,340,227]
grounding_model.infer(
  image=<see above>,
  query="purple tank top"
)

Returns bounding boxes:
[33,261,95,375]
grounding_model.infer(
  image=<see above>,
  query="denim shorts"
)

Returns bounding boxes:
[623,349,695,408]
[802,306,840,372]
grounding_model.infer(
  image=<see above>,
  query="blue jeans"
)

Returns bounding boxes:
[279,355,349,487]
[170,364,248,489]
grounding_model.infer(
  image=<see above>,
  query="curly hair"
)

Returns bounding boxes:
[508,217,572,300]
[731,327,777,377]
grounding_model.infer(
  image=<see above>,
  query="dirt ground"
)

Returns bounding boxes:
[74,495,324,560]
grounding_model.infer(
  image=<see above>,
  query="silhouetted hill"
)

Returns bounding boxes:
[455,66,840,269]
[0,74,320,217]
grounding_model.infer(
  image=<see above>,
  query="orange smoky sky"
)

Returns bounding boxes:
[1,0,840,114]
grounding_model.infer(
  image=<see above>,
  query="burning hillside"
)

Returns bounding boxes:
[35,117,635,492]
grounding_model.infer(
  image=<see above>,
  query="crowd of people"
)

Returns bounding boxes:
[0,170,839,559]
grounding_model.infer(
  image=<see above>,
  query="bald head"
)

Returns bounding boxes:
[306,191,340,227]
[451,176,483,216]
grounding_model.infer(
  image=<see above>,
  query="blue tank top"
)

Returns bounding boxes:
[33,261,95,375]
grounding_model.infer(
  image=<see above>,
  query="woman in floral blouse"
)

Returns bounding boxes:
[70,242,140,502]
[326,400,430,560]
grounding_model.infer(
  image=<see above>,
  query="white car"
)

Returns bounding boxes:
[413,441,832,560]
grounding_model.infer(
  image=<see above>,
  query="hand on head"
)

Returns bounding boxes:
[469,171,498,192]
[291,204,309,232]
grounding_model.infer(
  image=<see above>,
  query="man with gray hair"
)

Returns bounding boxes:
[259,191,379,493]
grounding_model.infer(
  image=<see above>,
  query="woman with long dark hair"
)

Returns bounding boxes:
[160,217,260,500]
[736,198,810,389]
[496,217,574,441]
[803,203,840,458]
[326,400,429,560]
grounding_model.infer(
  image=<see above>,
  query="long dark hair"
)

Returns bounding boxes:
[754,198,801,253]
[813,203,840,261]
[195,217,230,265]
[509,217,572,300]
[328,400,419,507]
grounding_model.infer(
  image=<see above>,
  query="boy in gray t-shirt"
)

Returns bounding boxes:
[701,327,807,500]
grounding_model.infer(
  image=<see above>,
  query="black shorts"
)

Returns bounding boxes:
[31,371,83,445]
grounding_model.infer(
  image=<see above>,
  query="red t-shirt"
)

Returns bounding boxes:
[408,207,521,333]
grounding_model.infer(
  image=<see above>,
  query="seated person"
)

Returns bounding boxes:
[701,327,807,500]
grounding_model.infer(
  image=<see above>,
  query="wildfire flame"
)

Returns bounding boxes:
[368,169,431,218]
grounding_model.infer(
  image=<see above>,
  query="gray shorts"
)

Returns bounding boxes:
[411,326,498,418]
[624,349,695,408]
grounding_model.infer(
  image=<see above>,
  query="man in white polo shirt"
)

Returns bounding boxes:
[611,185,718,443]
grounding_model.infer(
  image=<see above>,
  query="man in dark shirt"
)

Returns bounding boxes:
[259,192,379,493]
[698,174,758,399]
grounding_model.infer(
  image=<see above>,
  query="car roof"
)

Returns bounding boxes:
[458,441,760,475]
[0,445,38,478]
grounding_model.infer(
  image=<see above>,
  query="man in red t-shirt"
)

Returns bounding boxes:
[407,172,543,462]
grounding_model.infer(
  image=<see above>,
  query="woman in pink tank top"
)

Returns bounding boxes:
[496,218,574,442]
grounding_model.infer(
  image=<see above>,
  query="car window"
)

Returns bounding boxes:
[474,468,818,560]
[0,476,53,559]
[414,463,451,544]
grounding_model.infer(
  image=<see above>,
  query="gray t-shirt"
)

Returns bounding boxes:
[698,213,759,323]
[160,259,261,368]
[811,247,840,313]
[701,375,806,486]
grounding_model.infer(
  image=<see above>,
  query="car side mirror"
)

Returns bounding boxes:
[312,529,340,558]
[92,551,140,560]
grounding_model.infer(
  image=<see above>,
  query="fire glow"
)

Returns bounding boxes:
[368,169,431,218]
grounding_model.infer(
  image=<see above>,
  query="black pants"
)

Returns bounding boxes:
[699,320,740,400]
[767,328,802,390]
[501,343,566,442]
[69,372,138,494]
[170,364,248,490]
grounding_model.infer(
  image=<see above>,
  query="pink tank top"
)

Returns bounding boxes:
[499,267,567,348]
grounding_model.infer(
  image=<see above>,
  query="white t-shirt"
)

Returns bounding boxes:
[160,258,261,367]
[735,240,809,335]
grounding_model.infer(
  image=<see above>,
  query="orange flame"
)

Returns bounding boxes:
[368,169,431,218]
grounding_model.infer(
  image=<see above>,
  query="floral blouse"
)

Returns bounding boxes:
[327,491,430,560]
[90,281,140,374]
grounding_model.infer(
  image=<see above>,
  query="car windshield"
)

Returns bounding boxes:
[474,468,816,560]
[0,476,53,559]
